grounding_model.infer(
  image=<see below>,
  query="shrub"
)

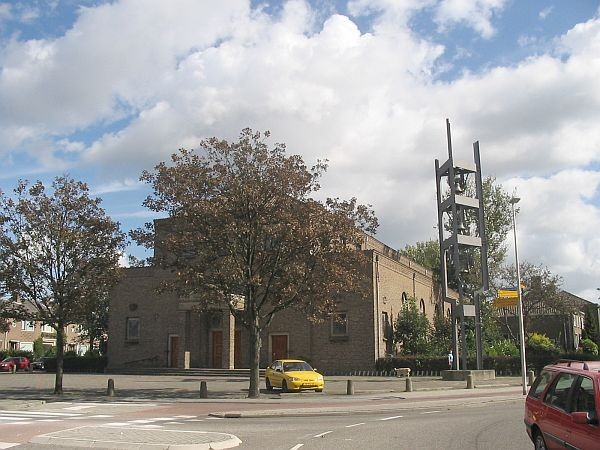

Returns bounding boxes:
[486,339,520,357]
[44,355,107,373]
[527,333,558,353]
[581,338,599,355]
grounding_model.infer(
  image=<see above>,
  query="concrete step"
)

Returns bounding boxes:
[107,367,265,377]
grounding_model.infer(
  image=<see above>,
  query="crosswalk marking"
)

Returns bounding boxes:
[0,442,19,448]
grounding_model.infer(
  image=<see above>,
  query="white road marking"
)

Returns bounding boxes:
[0,417,31,421]
[88,415,113,418]
[165,422,183,425]
[289,445,304,450]
[0,443,18,448]
[104,422,129,427]
[186,419,204,422]
[379,415,403,421]
[129,419,155,423]
[37,419,63,423]
[0,410,80,417]
[174,415,196,418]
[421,410,441,415]
[206,416,224,420]
[313,431,333,438]
[345,423,365,428]
[138,424,164,429]
[63,405,95,411]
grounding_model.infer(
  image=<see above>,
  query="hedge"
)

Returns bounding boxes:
[377,352,600,376]
[43,356,107,373]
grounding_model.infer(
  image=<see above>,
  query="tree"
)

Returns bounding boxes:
[393,297,432,355]
[496,262,572,340]
[582,303,600,345]
[430,313,452,356]
[0,176,125,394]
[133,129,377,398]
[78,291,110,355]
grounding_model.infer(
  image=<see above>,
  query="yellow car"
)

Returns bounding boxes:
[265,359,324,392]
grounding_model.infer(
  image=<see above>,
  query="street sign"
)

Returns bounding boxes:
[494,297,518,308]
[497,289,518,298]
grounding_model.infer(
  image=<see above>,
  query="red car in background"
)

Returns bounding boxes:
[0,356,31,372]
[524,359,600,450]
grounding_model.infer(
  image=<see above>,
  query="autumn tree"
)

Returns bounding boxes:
[133,128,377,398]
[0,176,125,394]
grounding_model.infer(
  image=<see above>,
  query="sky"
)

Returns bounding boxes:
[1,0,600,303]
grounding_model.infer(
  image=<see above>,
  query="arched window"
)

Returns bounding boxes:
[434,304,440,317]
[420,299,426,315]
[446,308,451,318]
[401,292,408,304]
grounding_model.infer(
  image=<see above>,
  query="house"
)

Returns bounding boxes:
[107,219,444,374]
[1,319,87,355]
[497,290,595,351]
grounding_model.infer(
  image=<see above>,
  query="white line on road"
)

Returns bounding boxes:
[0,443,18,448]
[345,423,365,428]
[0,410,81,417]
[289,445,304,450]
[313,431,333,438]
[420,411,441,415]
[63,405,95,411]
[379,415,403,421]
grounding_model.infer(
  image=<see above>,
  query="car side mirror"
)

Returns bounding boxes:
[572,412,591,425]
[276,368,282,372]
[313,368,317,372]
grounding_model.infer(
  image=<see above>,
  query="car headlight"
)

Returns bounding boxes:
[289,377,300,381]
[316,376,323,381]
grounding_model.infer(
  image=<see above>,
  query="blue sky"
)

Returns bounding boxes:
[1,0,600,302]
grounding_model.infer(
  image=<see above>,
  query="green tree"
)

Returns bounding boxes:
[430,313,452,356]
[0,176,125,394]
[133,129,378,398]
[582,303,600,345]
[393,297,432,355]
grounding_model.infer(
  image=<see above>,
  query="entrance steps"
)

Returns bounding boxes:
[106,367,265,377]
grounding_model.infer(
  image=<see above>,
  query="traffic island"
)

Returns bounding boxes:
[441,370,495,381]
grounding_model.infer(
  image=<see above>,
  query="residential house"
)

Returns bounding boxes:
[1,319,88,355]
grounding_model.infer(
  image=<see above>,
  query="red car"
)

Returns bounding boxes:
[525,359,600,450]
[0,356,31,372]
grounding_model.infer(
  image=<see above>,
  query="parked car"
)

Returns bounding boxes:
[0,356,31,372]
[265,359,324,392]
[31,357,51,371]
[524,359,600,450]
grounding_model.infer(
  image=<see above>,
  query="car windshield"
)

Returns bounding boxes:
[283,361,313,372]
[1,358,13,362]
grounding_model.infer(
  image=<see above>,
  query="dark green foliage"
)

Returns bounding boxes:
[580,338,598,355]
[43,355,107,373]
[582,304,600,345]
[394,297,432,355]
[33,337,45,359]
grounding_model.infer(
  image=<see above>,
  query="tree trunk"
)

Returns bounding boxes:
[54,323,64,395]
[247,322,262,398]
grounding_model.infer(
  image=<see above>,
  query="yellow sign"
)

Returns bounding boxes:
[497,289,518,298]
[494,297,518,308]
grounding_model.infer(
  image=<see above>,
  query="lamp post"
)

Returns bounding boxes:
[510,196,528,395]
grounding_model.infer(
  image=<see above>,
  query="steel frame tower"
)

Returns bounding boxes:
[435,119,489,370]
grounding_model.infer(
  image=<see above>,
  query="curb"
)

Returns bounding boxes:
[30,425,242,449]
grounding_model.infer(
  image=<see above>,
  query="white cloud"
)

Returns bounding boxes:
[539,6,553,20]
[1,1,600,300]
[0,3,11,21]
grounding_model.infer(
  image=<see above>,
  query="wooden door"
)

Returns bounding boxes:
[271,334,288,361]
[212,331,223,368]
[169,335,179,368]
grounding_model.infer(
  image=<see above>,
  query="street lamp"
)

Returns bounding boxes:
[510,196,528,395]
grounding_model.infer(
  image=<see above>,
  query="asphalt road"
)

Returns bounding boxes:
[2,397,532,449]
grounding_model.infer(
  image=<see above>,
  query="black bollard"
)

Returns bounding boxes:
[346,380,354,395]
[405,377,413,392]
[200,380,208,398]
[107,378,115,397]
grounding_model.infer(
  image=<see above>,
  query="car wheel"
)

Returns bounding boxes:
[281,380,288,393]
[533,430,547,450]
[266,378,273,391]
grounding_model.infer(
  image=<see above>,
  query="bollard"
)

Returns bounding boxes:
[528,370,535,386]
[12,364,16,374]
[346,380,354,395]
[106,378,115,397]
[466,374,474,389]
[200,381,208,398]
[405,377,413,392]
